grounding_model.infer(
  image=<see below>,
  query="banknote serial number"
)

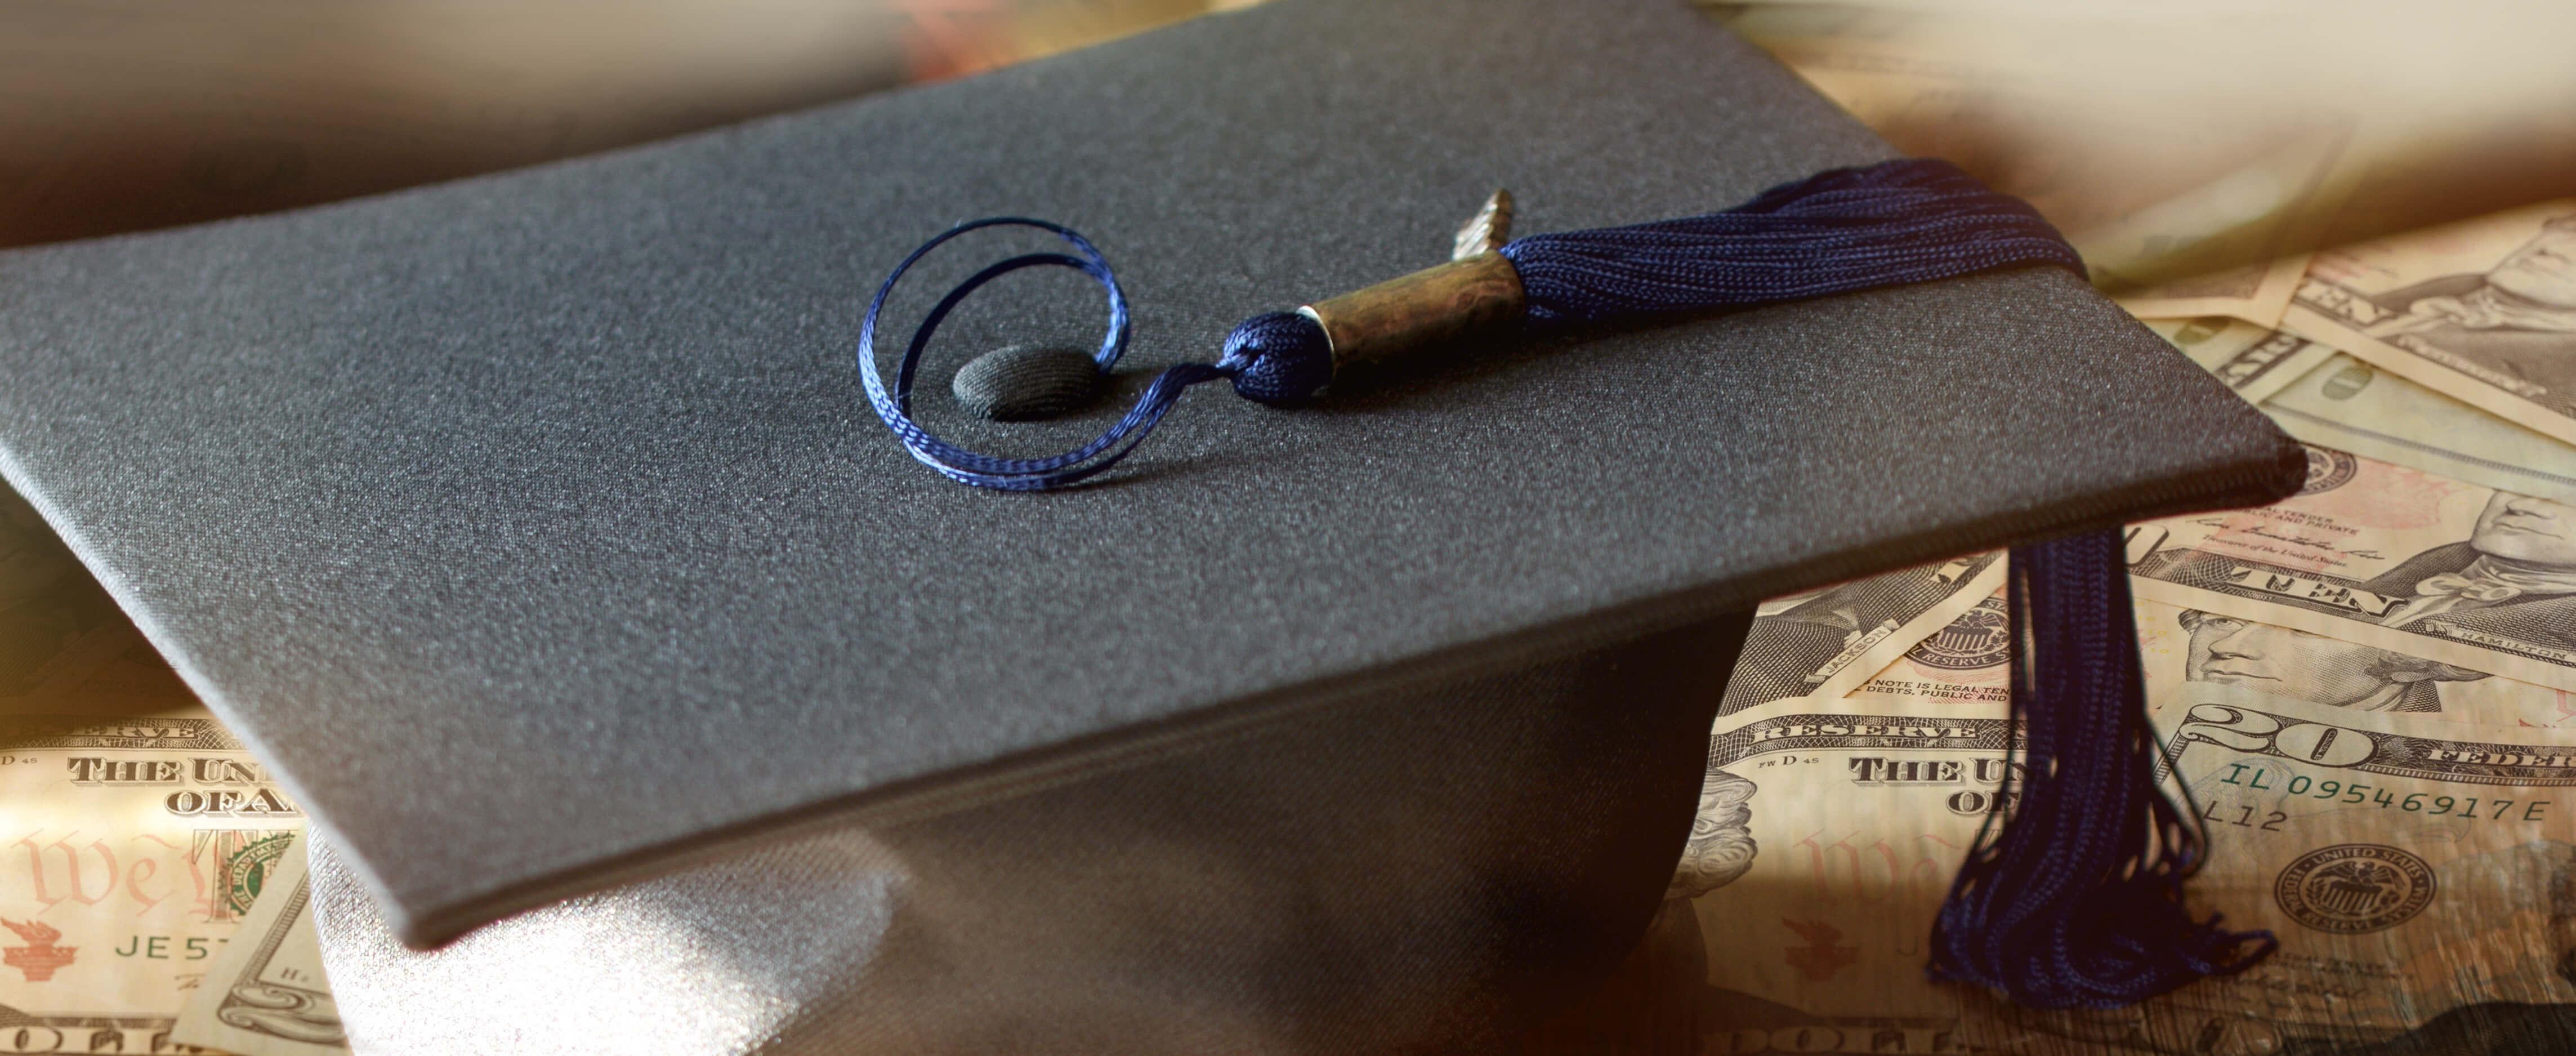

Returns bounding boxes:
[2216,763,2550,821]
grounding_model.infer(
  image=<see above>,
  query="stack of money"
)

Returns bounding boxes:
[1617,462,2576,1051]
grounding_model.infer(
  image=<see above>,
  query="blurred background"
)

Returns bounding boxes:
[0,0,1238,248]
[5,0,2571,293]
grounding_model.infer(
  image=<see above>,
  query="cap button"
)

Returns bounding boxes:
[950,345,1105,421]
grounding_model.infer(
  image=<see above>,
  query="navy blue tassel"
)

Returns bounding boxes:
[855,159,2276,1008]
[1498,159,2081,325]
[1930,533,2276,1007]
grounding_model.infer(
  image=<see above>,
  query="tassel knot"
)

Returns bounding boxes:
[1217,311,1335,406]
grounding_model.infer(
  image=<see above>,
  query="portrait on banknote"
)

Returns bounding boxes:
[2361,212,2576,413]
[2129,448,2576,693]
[2370,492,2576,639]
[2171,608,2488,714]
[2287,200,2576,444]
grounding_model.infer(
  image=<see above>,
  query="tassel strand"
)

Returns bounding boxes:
[1929,532,2278,1007]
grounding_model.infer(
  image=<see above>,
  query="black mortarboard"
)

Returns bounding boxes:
[0,0,2301,1051]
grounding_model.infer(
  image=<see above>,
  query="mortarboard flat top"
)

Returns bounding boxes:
[0,0,2298,946]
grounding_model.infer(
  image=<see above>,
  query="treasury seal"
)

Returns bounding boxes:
[2273,844,2435,934]
[1904,596,2011,671]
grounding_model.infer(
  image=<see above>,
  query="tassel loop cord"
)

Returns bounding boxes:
[856,218,1327,489]
[857,216,1224,490]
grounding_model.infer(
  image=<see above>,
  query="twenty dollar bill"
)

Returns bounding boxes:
[2145,684,2576,1026]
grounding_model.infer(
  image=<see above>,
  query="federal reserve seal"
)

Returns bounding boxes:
[2297,447,2359,496]
[1904,597,2011,671]
[2273,844,2435,934]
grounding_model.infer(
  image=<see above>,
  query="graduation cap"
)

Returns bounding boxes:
[0,0,2301,1051]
